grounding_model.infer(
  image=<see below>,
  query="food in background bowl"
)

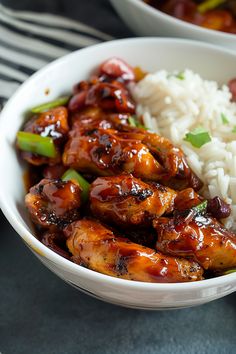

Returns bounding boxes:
[144,0,236,34]
[110,1,236,50]
[16,56,236,283]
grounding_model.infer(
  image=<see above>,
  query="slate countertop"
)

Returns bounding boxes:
[1,1,236,353]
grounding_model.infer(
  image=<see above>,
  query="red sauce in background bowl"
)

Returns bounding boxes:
[144,0,236,34]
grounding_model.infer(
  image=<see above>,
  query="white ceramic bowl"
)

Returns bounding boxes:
[110,0,236,50]
[1,38,236,310]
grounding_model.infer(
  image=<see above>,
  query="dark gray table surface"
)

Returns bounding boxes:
[1,1,236,353]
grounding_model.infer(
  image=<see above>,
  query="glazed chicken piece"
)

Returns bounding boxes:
[174,188,203,211]
[70,103,202,190]
[68,57,136,114]
[64,219,203,283]
[65,58,201,190]
[85,81,135,113]
[63,127,164,180]
[25,178,82,230]
[90,174,177,227]
[63,126,202,190]
[121,129,203,190]
[70,107,132,134]
[68,77,135,114]
[154,213,236,271]
[21,106,69,166]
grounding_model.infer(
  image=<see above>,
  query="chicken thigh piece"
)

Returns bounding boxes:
[68,75,135,114]
[120,130,203,190]
[70,107,132,133]
[25,178,82,230]
[154,213,236,271]
[63,123,202,190]
[64,218,203,283]
[174,188,203,211]
[63,127,164,179]
[20,107,69,166]
[90,174,177,227]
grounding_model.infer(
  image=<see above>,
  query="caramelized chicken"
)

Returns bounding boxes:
[63,127,164,179]
[21,107,69,166]
[64,219,203,283]
[23,106,69,142]
[25,178,82,230]
[68,77,135,114]
[70,107,132,133]
[139,130,203,190]
[65,70,202,190]
[154,214,236,271]
[174,188,203,211]
[68,57,136,114]
[90,174,177,227]
[85,82,135,113]
[63,119,202,190]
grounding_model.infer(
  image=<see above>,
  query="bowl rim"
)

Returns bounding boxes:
[1,36,236,291]
[123,0,236,41]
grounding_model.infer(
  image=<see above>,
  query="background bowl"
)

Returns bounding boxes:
[1,38,236,310]
[110,0,236,50]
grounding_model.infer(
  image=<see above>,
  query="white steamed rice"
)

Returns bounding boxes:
[131,69,236,230]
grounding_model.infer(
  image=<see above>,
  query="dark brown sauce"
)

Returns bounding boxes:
[23,166,43,192]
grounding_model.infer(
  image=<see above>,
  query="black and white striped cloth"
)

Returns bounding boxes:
[0,2,115,109]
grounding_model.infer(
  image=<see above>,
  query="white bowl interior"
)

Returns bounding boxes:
[1,38,236,308]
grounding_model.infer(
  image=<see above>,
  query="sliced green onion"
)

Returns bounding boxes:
[138,124,148,130]
[232,126,236,133]
[175,71,185,80]
[168,71,185,80]
[221,113,229,125]
[62,168,90,203]
[17,131,57,158]
[128,115,147,130]
[192,200,208,215]
[223,269,236,275]
[197,0,226,14]
[31,96,70,113]
[184,126,211,148]
[128,116,137,127]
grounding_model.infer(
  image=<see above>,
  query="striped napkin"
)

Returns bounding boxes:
[0,3,114,109]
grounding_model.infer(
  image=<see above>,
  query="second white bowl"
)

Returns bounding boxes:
[110,0,236,50]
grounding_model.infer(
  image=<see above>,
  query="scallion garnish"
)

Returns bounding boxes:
[128,115,147,130]
[184,127,211,148]
[168,72,185,80]
[197,0,226,14]
[128,116,137,127]
[62,168,90,203]
[175,71,185,80]
[232,126,236,133]
[223,269,236,275]
[192,200,208,215]
[221,113,229,125]
[17,131,57,158]
[31,96,70,113]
